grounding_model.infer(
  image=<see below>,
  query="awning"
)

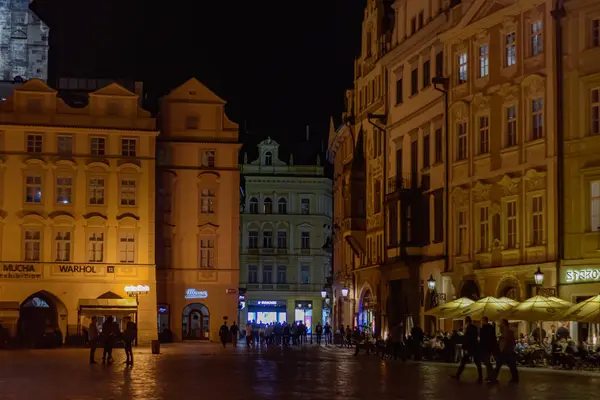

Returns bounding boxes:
[78,298,137,317]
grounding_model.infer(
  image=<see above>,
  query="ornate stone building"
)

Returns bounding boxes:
[0,0,49,80]
[0,79,159,344]
[155,78,241,342]
[443,0,558,304]
[239,138,332,331]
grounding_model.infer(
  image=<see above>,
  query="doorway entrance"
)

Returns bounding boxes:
[182,304,210,340]
[19,291,65,348]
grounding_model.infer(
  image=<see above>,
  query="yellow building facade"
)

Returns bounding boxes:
[561,0,600,338]
[443,0,558,303]
[156,79,241,342]
[0,79,159,344]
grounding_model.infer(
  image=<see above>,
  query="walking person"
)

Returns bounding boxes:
[391,322,405,361]
[491,319,519,384]
[123,317,137,366]
[230,322,239,348]
[88,316,99,364]
[338,325,345,347]
[479,316,497,382]
[219,321,229,348]
[316,322,323,345]
[451,316,483,383]
[245,322,253,348]
[345,325,352,348]
[324,322,332,346]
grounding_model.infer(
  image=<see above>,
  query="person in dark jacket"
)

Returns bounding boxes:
[452,316,483,383]
[230,322,239,347]
[491,318,519,384]
[479,316,497,381]
[219,321,229,348]
[123,317,137,365]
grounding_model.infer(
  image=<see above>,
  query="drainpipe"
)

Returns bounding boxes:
[552,0,565,297]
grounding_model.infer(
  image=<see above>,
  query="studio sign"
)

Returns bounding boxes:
[185,289,208,299]
[565,269,600,283]
[58,265,97,274]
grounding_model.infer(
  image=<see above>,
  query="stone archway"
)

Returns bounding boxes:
[19,290,67,348]
[459,280,480,301]
[182,303,210,340]
[496,277,522,301]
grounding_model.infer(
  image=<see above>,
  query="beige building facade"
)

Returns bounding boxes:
[156,79,241,342]
[0,79,159,344]
[561,0,600,338]
[239,138,332,331]
[443,0,559,304]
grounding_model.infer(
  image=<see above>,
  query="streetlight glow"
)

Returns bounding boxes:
[321,289,327,299]
[341,287,349,298]
[427,275,436,291]
[534,267,544,286]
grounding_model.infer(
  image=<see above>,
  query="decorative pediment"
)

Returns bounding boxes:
[498,174,521,195]
[521,74,545,96]
[297,222,315,229]
[500,17,518,35]
[524,169,547,191]
[472,181,491,202]
[451,101,469,122]
[472,29,490,44]
[452,186,469,207]
[49,212,75,223]
[490,202,502,216]
[91,83,137,98]
[198,222,218,234]
[498,84,519,102]
[472,93,490,112]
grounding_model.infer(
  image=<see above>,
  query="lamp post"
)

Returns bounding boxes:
[125,284,150,305]
[534,267,556,297]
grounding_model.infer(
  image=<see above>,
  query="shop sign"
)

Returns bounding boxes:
[58,265,98,274]
[564,268,600,283]
[158,304,170,314]
[226,288,237,294]
[257,300,277,305]
[0,264,42,280]
[185,289,208,299]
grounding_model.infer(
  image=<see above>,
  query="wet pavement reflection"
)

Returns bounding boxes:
[0,344,599,399]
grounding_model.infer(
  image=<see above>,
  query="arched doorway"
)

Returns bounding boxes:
[19,291,66,348]
[497,279,521,301]
[182,304,210,340]
[358,289,375,334]
[459,280,480,301]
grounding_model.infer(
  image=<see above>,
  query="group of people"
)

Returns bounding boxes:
[221,321,333,348]
[87,316,137,365]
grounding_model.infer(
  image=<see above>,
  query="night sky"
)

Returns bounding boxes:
[31,0,366,153]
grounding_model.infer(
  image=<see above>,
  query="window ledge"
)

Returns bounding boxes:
[500,145,518,154]
[453,159,468,167]
[525,137,545,147]
[473,152,490,161]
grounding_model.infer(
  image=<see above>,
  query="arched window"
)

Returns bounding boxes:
[264,197,273,214]
[249,197,258,214]
[278,198,287,214]
[264,152,272,166]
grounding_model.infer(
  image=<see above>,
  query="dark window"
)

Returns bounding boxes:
[396,148,403,185]
[389,201,398,246]
[411,140,418,184]
[423,134,430,168]
[411,17,416,34]
[423,60,431,87]
[418,11,424,29]
[422,195,431,244]
[593,20,600,47]
[433,190,444,243]
[435,128,443,163]
[396,78,403,105]
[374,180,381,214]
[436,51,444,78]
[411,68,418,96]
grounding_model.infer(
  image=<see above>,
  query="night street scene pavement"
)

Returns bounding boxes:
[1,344,599,400]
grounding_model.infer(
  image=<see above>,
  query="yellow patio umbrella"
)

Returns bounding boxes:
[559,294,600,323]
[548,297,574,308]
[499,295,571,322]
[499,297,520,307]
[424,297,474,319]
[451,296,515,321]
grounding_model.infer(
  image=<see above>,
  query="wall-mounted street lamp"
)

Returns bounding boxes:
[427,275,436,291]
[534,267,544,286]
[341,287,349,298]
[321,289,327,299]
[125,284,150,305]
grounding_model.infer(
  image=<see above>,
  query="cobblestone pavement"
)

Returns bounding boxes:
[0,343,599,400]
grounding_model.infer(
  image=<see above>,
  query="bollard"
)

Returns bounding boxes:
[151,340,160,354]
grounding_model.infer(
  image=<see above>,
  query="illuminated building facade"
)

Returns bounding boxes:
[239,138,332,331]
[443,0,558,305]
[0,79,159,344]
[156,78,241,342]
[0,0,49,80]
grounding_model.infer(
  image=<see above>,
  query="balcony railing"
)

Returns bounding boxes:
[387,174,430,195]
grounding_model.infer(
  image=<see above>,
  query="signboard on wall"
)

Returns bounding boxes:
[185,289,208,299]
[561,267,600,284]
[0,264,42,280]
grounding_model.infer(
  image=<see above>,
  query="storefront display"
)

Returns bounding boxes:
[247,300,287,324]
[294,300,313,333]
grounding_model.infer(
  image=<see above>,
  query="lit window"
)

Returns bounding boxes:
[120,179,136,206]
[25,175,42,203]
[27,134,43,153]
[90,137,105,156]
[200,189,215,214]
[56,176,72,204]
[457,122,467,161]
[458,52,468,84]
[478,116,489,154]
[506,200,517,249]
[506,105,518,147]
[479,45,489,78]
[200,238,215,268]
[592,89,600,135]
[24,230,41,261]
[458,210,467,255]
[119,232,135,263]
[532,196,544,246]
[531,21,543,56]
[88,232,104,262]
[121,139,137,157]
[479,207,489,253]
[531,98,544,140]
[55,231,71,261]
[505,32,516,66]
[57,136,72,155]
[591,181,600,232]
[89,178,105,205]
